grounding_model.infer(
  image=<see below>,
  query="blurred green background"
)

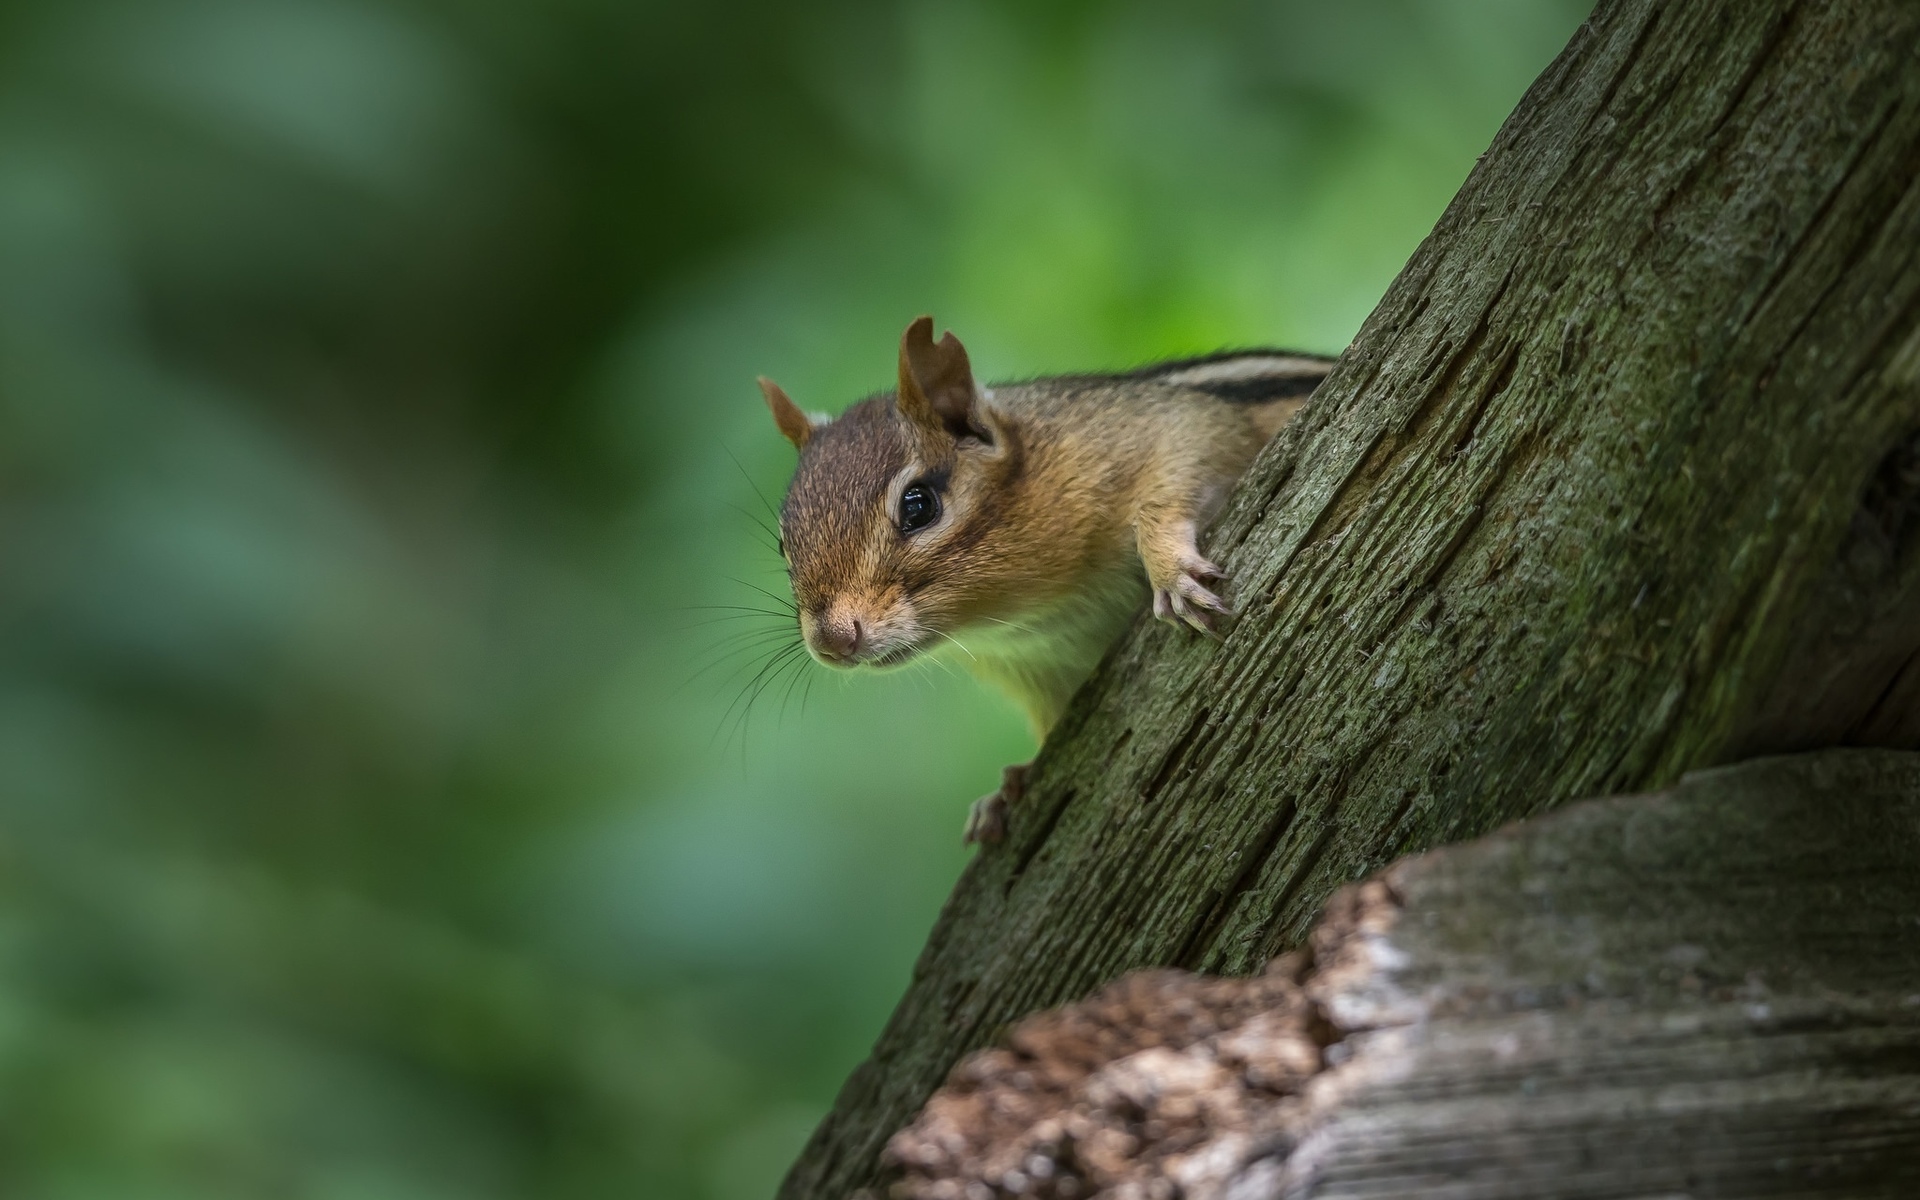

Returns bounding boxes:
[0,2,1589,1197]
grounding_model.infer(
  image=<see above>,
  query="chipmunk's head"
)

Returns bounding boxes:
[762,317,1025,670]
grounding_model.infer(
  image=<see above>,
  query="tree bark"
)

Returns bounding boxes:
[783,0,1920,1195]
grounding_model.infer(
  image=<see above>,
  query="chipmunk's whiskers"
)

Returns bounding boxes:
[688,469,816,759]
[976,614,1041,636]
[726,576,800,616]
[724,444,785,527]
[714,639,810,757]
[725,502,782,555]
[929,629,977,662]
[679,603,799,627]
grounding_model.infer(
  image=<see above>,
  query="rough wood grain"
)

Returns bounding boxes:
[1288,749,1920,1198]
[881,750,1920,1199]
[784,1,1920,1194]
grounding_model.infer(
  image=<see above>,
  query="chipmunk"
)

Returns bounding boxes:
[760,317,1333,844]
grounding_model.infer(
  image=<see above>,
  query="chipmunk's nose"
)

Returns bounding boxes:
[807,610,864,665]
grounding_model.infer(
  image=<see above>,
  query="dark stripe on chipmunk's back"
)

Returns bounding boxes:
[1127,349,1336,403]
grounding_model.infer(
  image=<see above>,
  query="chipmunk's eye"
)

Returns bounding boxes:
[898,483,940,534]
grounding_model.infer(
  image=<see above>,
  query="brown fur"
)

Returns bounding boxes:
[770,319,1334,738]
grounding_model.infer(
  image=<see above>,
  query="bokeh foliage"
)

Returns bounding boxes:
[0,1,1588,1197]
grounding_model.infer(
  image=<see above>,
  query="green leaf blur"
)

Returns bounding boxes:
[0,2,1589,1197]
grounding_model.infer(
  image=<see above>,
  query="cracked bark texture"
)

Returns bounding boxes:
[880,750,1920,1199]
[783,0,1920,1195]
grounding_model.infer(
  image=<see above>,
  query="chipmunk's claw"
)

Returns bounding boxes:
[1152,556,1232,638]
[963,761,1030,846]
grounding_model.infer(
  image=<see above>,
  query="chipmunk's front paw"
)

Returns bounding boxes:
[1151,555,1232,637]
[963,761,1029,846]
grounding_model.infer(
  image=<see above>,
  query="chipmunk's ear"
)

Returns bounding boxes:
[897,316,987,444]
[759,377,821,451]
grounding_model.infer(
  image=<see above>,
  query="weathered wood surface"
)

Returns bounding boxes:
[881,750,1920,1199]
[784,0,1920,1194]
[1290,749,1920,1198]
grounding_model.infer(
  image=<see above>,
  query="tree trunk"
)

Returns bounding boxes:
[783,0,1920,1195]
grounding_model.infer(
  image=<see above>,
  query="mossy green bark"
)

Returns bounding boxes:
[783,0,1920,1195]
